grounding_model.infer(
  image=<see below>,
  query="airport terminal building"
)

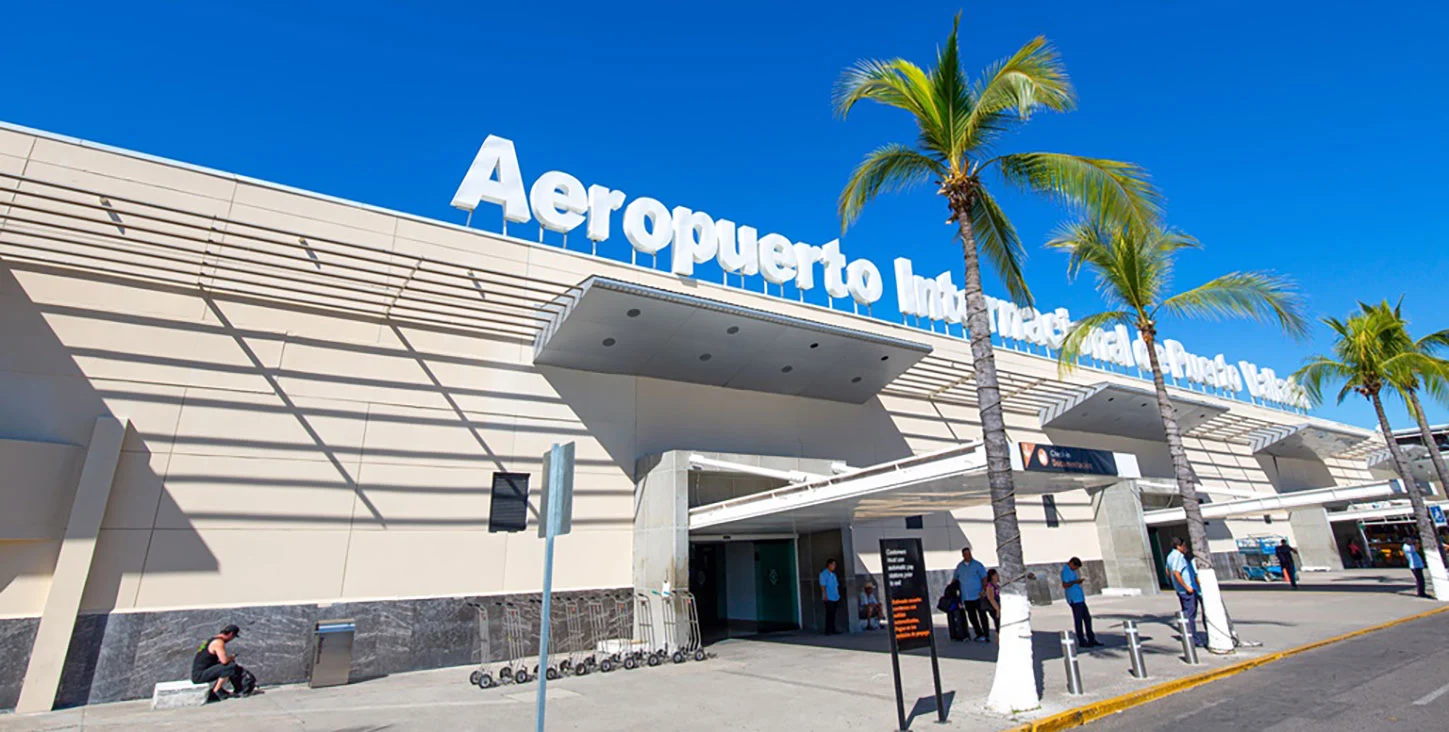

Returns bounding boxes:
[0,123,1406,711]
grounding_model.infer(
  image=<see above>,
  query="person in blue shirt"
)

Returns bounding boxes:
[1061,557,1100,648]
[819,558,842,635]
[1402,539,1428,598]
[954,547,990,642]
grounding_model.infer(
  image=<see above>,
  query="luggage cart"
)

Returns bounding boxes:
[585,599,612,672]
[466,601,498,688]
[653,589,688,664]
[484,600,530,685]
[677,590,709,662]
[636,591,665,667]
[615,595,642,670]
[560,597,590,677]
[529,598,566,681]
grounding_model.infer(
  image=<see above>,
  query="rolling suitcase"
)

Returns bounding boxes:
[947,607,968,641]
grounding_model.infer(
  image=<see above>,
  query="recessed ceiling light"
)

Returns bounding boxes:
[602,338,616,347]
[699,353,712,361]
[851,376,862,383]
[727,326,740,335]
[781,366,793,373]
[626,308,641,318]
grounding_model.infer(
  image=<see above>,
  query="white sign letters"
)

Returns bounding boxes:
[452,134,883,306]
[452,135,1308,411]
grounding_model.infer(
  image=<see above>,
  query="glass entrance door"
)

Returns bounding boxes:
[753,539,798,632]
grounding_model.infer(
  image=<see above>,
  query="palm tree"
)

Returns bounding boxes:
[834,15,1159,711]
[1364,299,1449,508]
[1048,219,1308,653]
[1299,303,1449,599]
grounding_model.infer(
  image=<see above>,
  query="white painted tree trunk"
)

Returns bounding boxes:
[985,593,1038,714]
[1196,567,1233,653]
[1427,551,1449,602]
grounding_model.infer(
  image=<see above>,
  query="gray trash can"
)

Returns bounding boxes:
[309,618,356,688]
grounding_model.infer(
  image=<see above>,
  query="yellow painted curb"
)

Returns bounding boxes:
[1007,603,1449,732]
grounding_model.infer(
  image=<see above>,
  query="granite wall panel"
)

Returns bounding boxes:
[0,617,40,710]
[14,587,633,710]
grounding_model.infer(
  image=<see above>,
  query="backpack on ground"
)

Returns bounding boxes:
[233,667,257,696]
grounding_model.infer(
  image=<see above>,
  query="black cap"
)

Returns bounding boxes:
[221,624,240,637]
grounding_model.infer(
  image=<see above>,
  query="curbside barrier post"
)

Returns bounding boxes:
[1061,631,1084,695]
[1177,612,1200,665]
[1124,620,1148,679]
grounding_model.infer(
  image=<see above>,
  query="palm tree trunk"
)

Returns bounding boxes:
[1371,390,1449,600]
[954,204,1035,713]
[1141,329,1234,652]
[1408,390,1449,562]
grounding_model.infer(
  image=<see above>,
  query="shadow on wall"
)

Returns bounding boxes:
[0,265,219,710]
[0,260,648,709]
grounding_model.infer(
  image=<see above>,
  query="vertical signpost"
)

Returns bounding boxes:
[879,538,946,730]
[536,442,575,732]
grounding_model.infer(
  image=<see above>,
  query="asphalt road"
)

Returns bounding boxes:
[1087,609,1449,731]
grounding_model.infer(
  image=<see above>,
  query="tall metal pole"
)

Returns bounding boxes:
[535,445,567,732]
[926,626,946,723]
[886,606,907,732]
[535,522,557,731]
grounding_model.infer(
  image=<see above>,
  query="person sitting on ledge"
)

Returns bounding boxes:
[859,582,884,630]
[191,623,253,702]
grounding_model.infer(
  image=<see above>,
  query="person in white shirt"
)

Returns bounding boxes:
[858,582,884,630]
[1165,537,1203,646]
[1403,539,1428,598]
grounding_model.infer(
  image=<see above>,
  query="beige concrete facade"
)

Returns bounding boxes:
[0,122,1382,707]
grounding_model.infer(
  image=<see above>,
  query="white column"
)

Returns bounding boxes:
[16,417,127,714]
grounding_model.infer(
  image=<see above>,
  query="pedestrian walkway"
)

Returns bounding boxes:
[0,571,1432,731]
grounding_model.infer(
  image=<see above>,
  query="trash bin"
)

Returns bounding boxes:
[309,618,356,688]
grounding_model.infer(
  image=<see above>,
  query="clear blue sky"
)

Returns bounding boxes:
[2,1,1445,430]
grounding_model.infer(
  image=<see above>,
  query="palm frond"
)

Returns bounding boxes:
[833,58,938,125]
[1293,356,1356,406]
[929,13,974,162]
[1157,271,1309,339]
[1056,310,1131,376]
[965,36,1074,150]
[838,144,947,231]
[970,187,1032,305]
[993,152,1161,232]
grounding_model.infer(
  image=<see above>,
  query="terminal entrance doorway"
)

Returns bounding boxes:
[689,538,799,643]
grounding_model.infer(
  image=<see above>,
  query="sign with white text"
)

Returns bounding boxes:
[451,134,1311,411]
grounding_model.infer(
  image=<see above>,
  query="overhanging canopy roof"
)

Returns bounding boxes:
[1039,382,1228,441]
[1328,501,1448,524]
[688,442,1140,535]
[1366,445,1444,490]
[1247,422,1374,460]
[1142,479,1402,526]
[533,277,931,403]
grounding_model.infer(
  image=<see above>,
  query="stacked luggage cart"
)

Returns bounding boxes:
[465,589,709,690]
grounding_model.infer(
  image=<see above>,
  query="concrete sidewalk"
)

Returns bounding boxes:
[0,570,1434,731]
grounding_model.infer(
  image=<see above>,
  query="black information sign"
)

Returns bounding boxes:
[1019,442,1118,476]
[879,538,945,729]
[881,538,933,651]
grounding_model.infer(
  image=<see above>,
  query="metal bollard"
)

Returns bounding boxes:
[1177,612,1199,665]
[1124,620,1148,679]
[1060,631,1084,695]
